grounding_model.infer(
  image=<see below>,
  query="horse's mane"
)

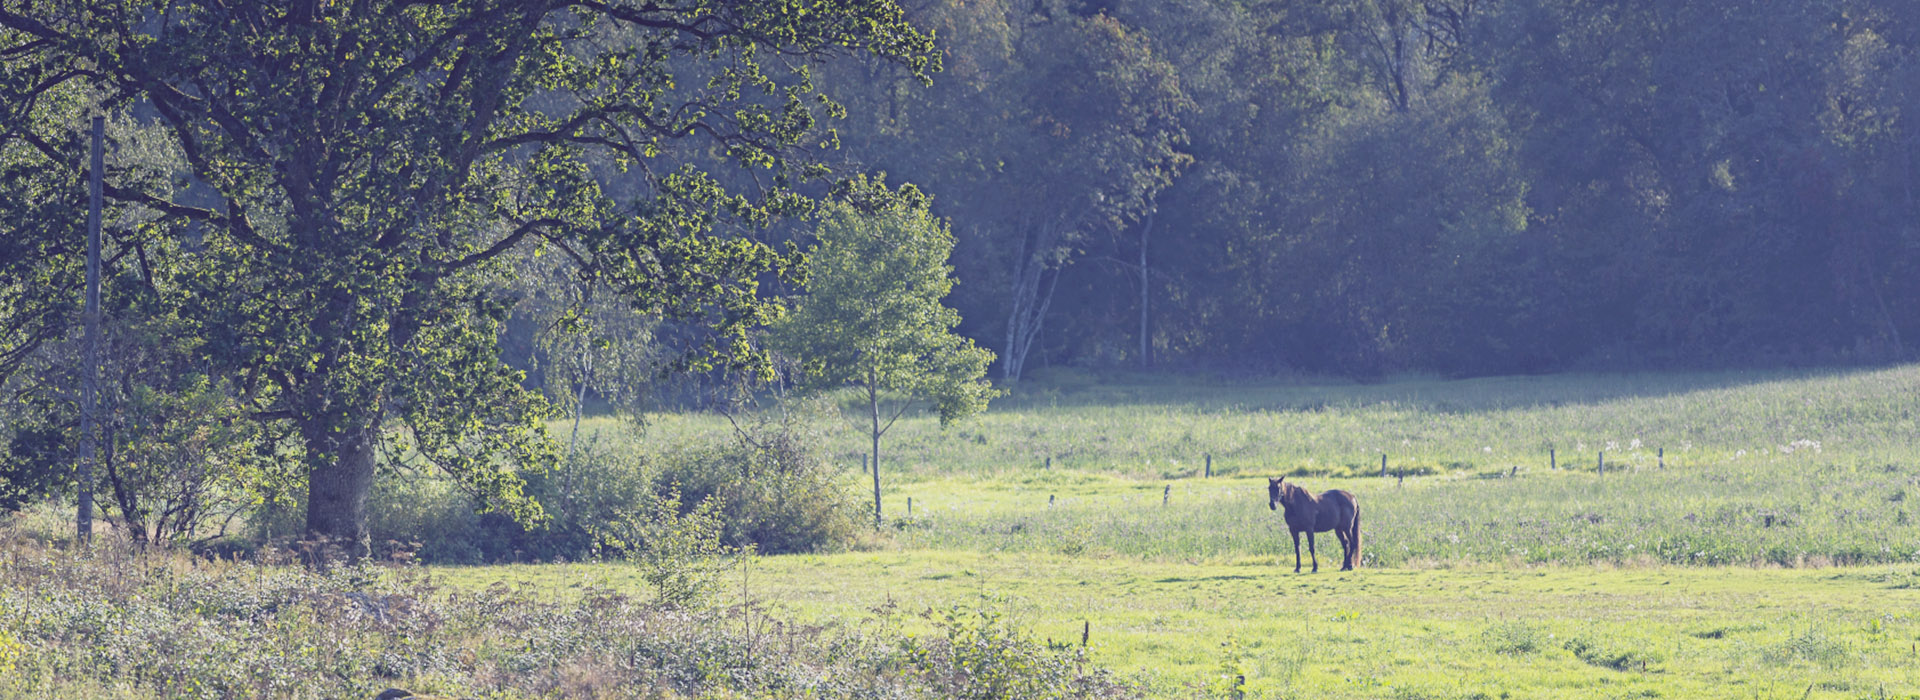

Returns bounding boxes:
[1274,480,1316,507]
[1284,482,1313,502]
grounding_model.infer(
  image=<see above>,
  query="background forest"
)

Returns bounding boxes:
[816,0,1920,378]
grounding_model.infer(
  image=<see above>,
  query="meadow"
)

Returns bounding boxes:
[453,553,1920,699]
[11,365,1920,698]
[501,365,1920,697]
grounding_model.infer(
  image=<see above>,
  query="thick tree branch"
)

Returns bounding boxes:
[445,217,563,271]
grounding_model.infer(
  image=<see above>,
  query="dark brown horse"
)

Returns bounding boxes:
[1268,477,1361,572]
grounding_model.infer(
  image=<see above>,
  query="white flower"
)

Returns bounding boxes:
[1482,446,1493,453]
[1629,438,1643,450]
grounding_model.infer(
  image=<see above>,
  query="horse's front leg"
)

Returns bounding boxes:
[1291,530,1302,573]
[1307,531,1319,573]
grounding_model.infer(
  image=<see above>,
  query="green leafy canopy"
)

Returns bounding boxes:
[774,178,997,427]
[0,0,937,545]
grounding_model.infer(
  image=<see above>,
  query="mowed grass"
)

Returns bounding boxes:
[442,553,1920,699]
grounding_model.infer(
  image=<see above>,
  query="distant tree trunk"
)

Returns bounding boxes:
[1004,217,1072,382]
[868,371,882,527]
[1138,213,1153,369]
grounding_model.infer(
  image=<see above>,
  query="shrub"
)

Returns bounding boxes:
[599,487,741,607]
[1483,620,1546,655]
[366,407,857,564]
[649,405,859,554]
[903,603,1138,700]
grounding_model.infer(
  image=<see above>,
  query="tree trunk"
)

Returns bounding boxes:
[302,410,380,558]
[1138,213,1153,369]
[1004,221,1065,382]
[868,374,882,527]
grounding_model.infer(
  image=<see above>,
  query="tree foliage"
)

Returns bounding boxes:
[772,180,995,525]
[815,0,1920,376]
[0,0,935,550]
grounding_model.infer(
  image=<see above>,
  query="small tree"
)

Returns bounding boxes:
[774,183,996,527]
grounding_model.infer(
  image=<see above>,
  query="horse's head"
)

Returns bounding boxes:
[1268,477,1284,510]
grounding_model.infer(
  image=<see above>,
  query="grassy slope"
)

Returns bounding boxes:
[627,365,1920,480]
[444,553,1920,699]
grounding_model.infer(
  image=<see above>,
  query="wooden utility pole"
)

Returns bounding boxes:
[76,115,102,544]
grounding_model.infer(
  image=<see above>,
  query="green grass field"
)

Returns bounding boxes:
[629,365,1920,480]
[444,553,1920,699]
[467,365,1920,698]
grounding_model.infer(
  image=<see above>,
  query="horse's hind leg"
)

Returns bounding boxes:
[1334,525,1353,571]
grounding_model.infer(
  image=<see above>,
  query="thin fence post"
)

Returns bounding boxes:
[907,497,912,517]
[1205,453,1212,478]
[1550,448,1556,471]
[1045,456,1052,470]
[1658,447,1665,469]
[1381,454,1388,478]
[1162,485,1170,507]
[1082,620,1090,647]
[1597,451,1604,476]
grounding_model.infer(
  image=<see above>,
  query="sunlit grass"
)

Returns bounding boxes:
[446,552,1920,699]
[492,365,1920,697]
[615,364,1920,481]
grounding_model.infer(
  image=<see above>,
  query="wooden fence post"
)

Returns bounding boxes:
[1597,451,1604,475]
[1658,447,1665,469]
[1550,448,1556,471]
[1205,453,1212,478]
[1380,454,1388,478]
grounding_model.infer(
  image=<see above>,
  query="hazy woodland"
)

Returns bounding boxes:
[6,1,1920,698]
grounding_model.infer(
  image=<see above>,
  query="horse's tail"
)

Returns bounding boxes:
[1351,504,1363,568]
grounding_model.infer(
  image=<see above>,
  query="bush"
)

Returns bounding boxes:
[366,407,857,564]
[649,408,858,554]
[903,603,1138,700]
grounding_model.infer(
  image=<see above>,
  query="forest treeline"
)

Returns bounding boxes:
[814,0,1920,377]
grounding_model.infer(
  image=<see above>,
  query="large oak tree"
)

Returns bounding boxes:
[0,0,933,551]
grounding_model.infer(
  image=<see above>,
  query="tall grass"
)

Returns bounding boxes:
[581,366,1920,566]
[631,365,1920,480]
[0,534,1136,699]
[886,460,1920,566]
